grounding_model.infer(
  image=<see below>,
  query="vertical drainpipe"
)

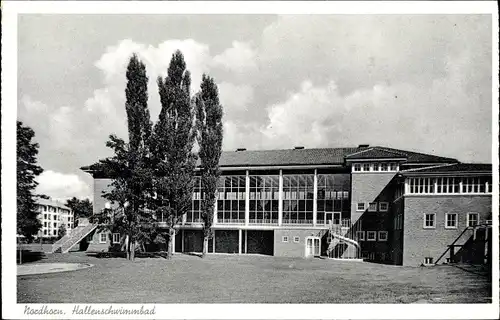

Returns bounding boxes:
[278,170,283,226]
[313,169,318,227]
[245,170,250,226]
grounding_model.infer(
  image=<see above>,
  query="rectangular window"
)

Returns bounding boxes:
[43,230,47,235]
[379,202,389,212]
[424,213,435,228]
[372,163,379,171]
[367,231,376,241]
[424,257,434,265]
[378,231,388,241]
[356,203,366,211]
[467,213,479,227]
[44,214,47,219]
[112,233,120,244]
[44,222,47,227]
[368,202,377,212]
[53,222,57,228]
[99,233,107,243]
[362,163,370,172]
[390,163,398,171]
[445,213,458,229]
[356,231,365,241]
[53,230,57,235]
[380,163,388,171]
[353,164,361,172]
[293,236,300,243]
[282,236,289,243]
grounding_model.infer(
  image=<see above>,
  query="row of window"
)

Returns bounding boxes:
[356,230,388,242]
[43,222,73,229]
[99,233,121,244]
[38,205,71,214]
[42,213,73,221]
[356,202,389,212]
[282,235,301,243]
[407,177,492,194]
[352,162,399,172]
[424,212,481,229]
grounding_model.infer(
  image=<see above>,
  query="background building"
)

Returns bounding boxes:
[81,145,492,266]
[36,198,74,238]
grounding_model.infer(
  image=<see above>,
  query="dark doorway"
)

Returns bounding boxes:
[246,230,274,255]
[215,230,239,253]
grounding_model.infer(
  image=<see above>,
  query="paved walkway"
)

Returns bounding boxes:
[17,263,93,276]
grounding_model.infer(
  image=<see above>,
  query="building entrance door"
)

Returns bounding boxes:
[305,237,321,257]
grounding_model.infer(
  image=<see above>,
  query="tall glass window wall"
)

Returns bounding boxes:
[217,176,246,224]
[249,175,279,225]
[316,174,350,225]
[282,174,314,225]
[187,176,203,223]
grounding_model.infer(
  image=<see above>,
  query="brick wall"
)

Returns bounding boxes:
[390,197,405,265]
[403,195,492,266]
[273,228,327,257]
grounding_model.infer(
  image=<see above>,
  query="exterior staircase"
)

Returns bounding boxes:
[326,220,361,259]
[51,219,97,253]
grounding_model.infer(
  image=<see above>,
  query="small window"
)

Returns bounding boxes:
[53,230,57,235]
[424,213,435,229]
[467,213,479,227]
[379,202,389,212]
[282,236,289,243]
[99,233,107,243]
[356,231,365,241]
[390,163,398,171]
[44,214,47,219]
[368,202,377,212]
[367,231,376,241]
[53,222,57,228]
[353,164,361,172]
[44,222,47,227]
[293,236,300,243]
[445,213,458,229]
[372,163,379,171]
[356,203,366,211]
[380,163,388,171]
[362,163,370,172]
[43,230,47,235]
[112,233,120,244]
[378,231,388,241]
[424,257,434,265]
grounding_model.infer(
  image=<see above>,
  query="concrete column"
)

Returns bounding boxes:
[404,179,409,194]
[459,179,463,194]
[278,170,283,226]
[212,232,216,253]
[238,229,242,254]
[244,230,248,254]
[245,171,250,226]
[172,231,176,253]
[313,169,318,226]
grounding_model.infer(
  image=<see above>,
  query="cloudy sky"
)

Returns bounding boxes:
[17,14,492,201]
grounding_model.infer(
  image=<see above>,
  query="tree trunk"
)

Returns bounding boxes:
[167,228,174,259]
[130,241,135,261]
[126,234,131,260]
[202,236,209,258]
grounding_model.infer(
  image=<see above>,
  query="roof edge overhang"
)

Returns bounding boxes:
[401,171,492,177]
[345,157,407,162]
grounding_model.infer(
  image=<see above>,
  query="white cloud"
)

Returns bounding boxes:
[218,82,254,118]
[36,170,91,200]
[212,41,257,73]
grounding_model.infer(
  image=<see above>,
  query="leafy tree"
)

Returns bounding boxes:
[194,74,224,257]
[57,223,67,240]
[17,121,44,242]
[65,197,93,224]
[91,54,154,260]
[150,50,197,259]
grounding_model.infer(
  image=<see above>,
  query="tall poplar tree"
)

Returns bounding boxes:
[92,54,154,260]
[194,74,224,257]
[151,50,197,259]
[17,121,44,242]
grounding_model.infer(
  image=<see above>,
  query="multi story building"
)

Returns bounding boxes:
[36,198,74,238]
[81,145,493,266]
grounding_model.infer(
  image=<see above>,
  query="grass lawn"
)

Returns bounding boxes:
[17,252,492,303]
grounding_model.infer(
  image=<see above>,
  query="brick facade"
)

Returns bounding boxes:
[402,195,492,266]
